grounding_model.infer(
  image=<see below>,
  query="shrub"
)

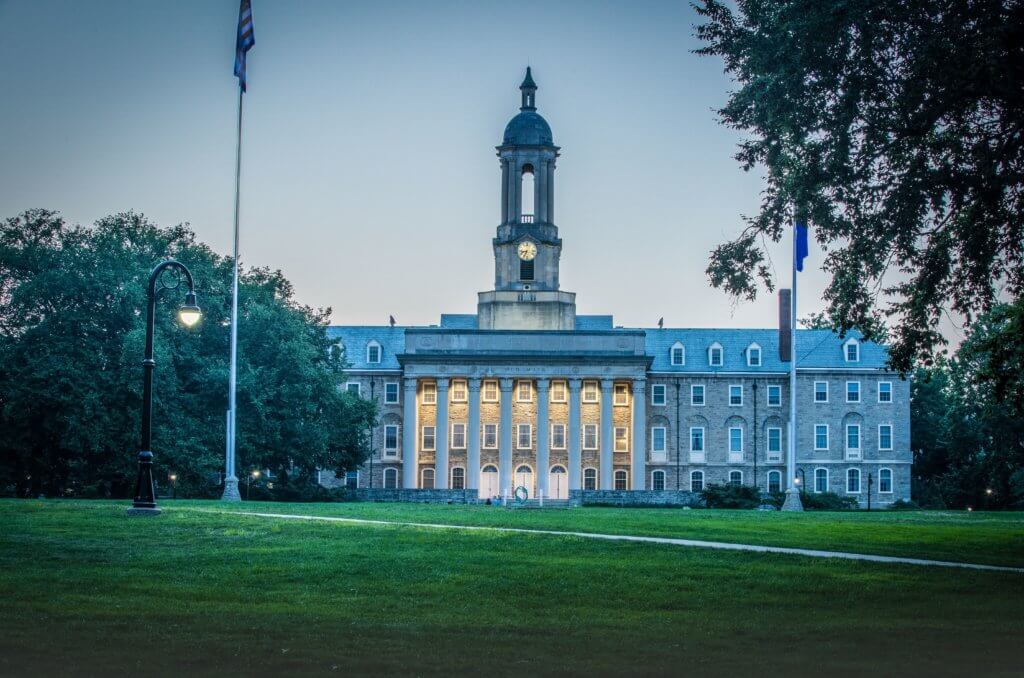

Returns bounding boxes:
[701,483,761,509]
[888,498,921,510]
[799,491,858,511]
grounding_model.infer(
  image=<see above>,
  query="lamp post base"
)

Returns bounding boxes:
[127,506,162,517]
[221,476,241,502]
[781,488,805,512]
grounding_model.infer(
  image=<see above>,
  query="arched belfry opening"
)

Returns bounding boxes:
[520,164,535,222]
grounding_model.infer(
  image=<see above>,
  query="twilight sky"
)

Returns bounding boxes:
[0,0,840,330]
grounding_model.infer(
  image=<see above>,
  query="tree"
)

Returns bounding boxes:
[0,210,375,497]
[695,0,1024,373]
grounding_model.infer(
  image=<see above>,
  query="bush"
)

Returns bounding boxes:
[246,475,356,503]
[701,483,762,509]
[798,491,858,511]
[887,498,921,510]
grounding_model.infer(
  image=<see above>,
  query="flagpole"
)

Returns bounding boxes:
[222,85,244,502]
[783,215,804,511]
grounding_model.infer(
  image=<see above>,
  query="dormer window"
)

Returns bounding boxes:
[670,342,685,366]
[844,338,860,363]
[747,343,762,367]
[366,341,382,364]
[708,342,723,367]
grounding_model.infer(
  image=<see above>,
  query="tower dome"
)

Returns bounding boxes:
[501,67,554,146]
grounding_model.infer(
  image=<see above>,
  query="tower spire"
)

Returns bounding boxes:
[520,67,537,111]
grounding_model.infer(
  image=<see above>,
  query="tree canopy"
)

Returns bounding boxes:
[0,210,375,498]
[695,0,1024,372]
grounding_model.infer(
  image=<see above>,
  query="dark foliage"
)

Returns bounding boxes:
[702,483,762,509]
[799,491,859,511]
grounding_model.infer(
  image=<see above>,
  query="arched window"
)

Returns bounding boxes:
[451,467,465,490]
[521,164,535,219]
[583,467,598,491]
[670,341,685,366]
[651,470,666,491]
[366,340,382,364]
[814,467,829,493]
[878,467,893,494]
[421,468,435,489]
[383,467,398,489]
[690,470,704,492]
[729,470,743,485]
[614,469,628,490]
[844,338,860,362]
[767,470,781,493]
[846,468,861,493]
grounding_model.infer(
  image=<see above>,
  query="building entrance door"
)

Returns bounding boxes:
[548,465,568,499]
[480,465,499,499]
[514,465,534,498]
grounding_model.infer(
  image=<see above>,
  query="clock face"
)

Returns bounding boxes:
[517,241,537,261]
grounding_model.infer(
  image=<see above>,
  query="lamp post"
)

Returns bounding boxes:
[128,260,202,516]
[169,474,178,500]
[248,469,260,500]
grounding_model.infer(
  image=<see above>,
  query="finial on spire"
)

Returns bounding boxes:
[520,67,537,111]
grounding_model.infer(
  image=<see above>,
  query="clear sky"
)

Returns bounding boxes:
[0,0,839,330]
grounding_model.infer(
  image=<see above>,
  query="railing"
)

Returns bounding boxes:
[521,214,534,224]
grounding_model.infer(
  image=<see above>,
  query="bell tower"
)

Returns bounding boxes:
[478,68,577,330]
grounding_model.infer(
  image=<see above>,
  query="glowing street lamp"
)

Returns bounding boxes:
[128,260,202,516]
[169,474,178,500]
[247,470,260,500]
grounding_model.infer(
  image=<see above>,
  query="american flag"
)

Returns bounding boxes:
[233,0,255,91]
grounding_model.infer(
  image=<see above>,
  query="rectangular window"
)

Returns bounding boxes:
[767,427,782,461]
[583,380,599,403]
[652,471,666,491]
[671,346,685,365]
[583,424,598,450]
[451,379,467,402]
[517,380,532,402]
[614,426,628,452]
[651,427,667,453]
[367,345,381,363]
[814,424,829,451]
[613,384,629,406]
[384,382,399,404]
[709,347,723,366]
[517,424,532,449]
[847,469,861,493]
[814,381,828,403]
[691,384,705,406]
[846,381,861,403]
[345,471,358,489]
[551,424,566,449]
[879,468,893,493]
[748,347,761,366]
[879,424,893,451]
[346,382,361,397]
[551,380,567,403]
[651,384,666,406]
[729,384,743,406]
[383,425,399,455]
[422,382,436,405]
[846,424,861,459]
[767,385,781,406]
[846,342,859,362]
[421,426,435,451]
[690,471,704,492]
[482,423,497,449]
[584,468,597,491]
[483,380,498,402]
[815,468,828,493]
[451,423,466,449]
[878,381,893,403]
[728,427,743,460]
[451,467,465,490]
[690,427,705,452]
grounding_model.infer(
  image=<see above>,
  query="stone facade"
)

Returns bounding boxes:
[322,70,912,508]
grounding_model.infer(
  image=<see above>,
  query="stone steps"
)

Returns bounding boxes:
[505,498,573,509]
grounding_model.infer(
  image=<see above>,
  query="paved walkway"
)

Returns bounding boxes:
[224,510,1024,574]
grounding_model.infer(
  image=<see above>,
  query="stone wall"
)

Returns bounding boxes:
[351,488,482,504]
[570,489,699,507]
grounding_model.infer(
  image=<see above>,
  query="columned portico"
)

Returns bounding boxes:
[632,378,646,490]
[499,377,514,495]
[467,378,481,491]
[600,378,614,490]
[402,378,418,488]
[435,377,450,489]
[568,378,582,490]
[535,378,550,497]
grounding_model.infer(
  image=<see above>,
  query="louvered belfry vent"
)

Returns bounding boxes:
[520,259,535,281]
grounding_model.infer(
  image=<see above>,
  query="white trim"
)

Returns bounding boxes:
[651,383,667,406]
[651,469,667,491]
[450,379,467,402]
[691,384,706,406]
[613,383,629,406]
[583,467,598,490]
[366,340,383,364]
[450,422,467,449]
[708,342,724,367]
[345,381,361,397]
[878,381,893,403]
[813,467,829,493]
[728,469,743,485]
[728,384,743,406]
[727,426,744,461]
[482,379,499,403]
[766,426,782,461]
[450,466,466,490]
[550,423,567,450]
[846,380,861,403]
[383,424,400,457]
[550,379,567,403]
[844,337,860,363]
[614,426,629,452]
[516,380,533,403]
[421,425,436,451]
[650,426,667,455]
[516,423,532,449]
[421,382,437,405]
[383,381,399,404]
[482,423,498,449]
[343,469,359,489]
[613,469,629,490]
[383,467,399,489]
[846,467,861,493]
[802,459,912,465]
[878,467,894,493]
[814,424,829,451]
[878,423,893,451]
[670,341,686,366]
[420,467,435,489]
[814,381,829,403]
[767,384,782,407]
[690,470,704,492]
[582,380,599,403]
[746,342,762,367]
[766,469,782,493]
[582,424,598,450]
[845,423,862,459]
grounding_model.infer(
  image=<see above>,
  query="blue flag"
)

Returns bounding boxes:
[234,0,255,92]
[795,222,809,272]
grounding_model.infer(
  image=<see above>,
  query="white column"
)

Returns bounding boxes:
[536,160,547,222]
[600,378,614,490]
[536,378,550,496]
[467,378,481,492]
[568,378,582,490]
[402,378,418,488]
[435,378,449,489]
[632,378,646,490]
[547,161,555,224]
[500,160,509,224]
[499,377,514,495]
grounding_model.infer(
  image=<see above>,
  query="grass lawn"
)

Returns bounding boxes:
[1,500,1022,676]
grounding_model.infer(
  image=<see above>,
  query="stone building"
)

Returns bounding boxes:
[323,69,912,506]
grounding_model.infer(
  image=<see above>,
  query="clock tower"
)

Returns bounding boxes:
[477,68,577,330]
